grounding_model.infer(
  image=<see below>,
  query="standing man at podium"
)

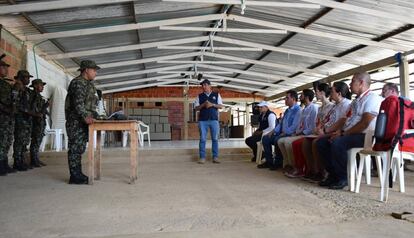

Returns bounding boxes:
[65,60,100,184]
[194,78,224,164]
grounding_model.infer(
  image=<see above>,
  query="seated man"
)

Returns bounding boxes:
[259,90,301,170]
[316,72,382,189]
[278,89,319,176]
[245,101,276,162]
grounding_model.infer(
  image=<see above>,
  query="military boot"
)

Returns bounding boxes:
[69,165,88,185]
[0,160,7,176]
[5,160,16,173]
[13,158,28,171]
[30,154,41,168]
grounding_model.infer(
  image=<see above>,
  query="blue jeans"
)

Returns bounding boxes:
[316,134,365,181]
[198,120,219,159]
[262,133,285,166]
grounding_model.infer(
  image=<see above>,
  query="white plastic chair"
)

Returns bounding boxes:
[40,119,64,152]
[121,121,151,147]
[347,130,374,192]
[138,121,151,147]
[356,129,414,202]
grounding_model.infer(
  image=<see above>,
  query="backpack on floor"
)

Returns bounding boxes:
[373,95,414,153]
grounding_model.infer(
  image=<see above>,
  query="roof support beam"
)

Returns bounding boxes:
[103,79,184,94]
[182,79,274,94]
[97,74,181,88]
[213,36,362,65]
[203,74,288,89]
[96,64,193,81]
[158,46,262,51]
[45,36,209,60]
[66,52,201,71]
[229,14,411,52]
[300,0,414,25]
[160,26,287,34]
[196,64,292,81]
[158,60,246,65]
[24,14,225,41]
[203,52,328,76]
[0,0,133,15]
[162,0,320,8]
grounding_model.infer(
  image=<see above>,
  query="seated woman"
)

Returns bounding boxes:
[286,83,333,178]
[300,81,351,182]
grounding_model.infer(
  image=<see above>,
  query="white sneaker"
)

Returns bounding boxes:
[198,159,205,164]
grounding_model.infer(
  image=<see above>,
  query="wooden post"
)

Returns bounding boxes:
[88,126,95,185]
[130,124,138,183]
[96,130,101,180]
[399,55,410,99]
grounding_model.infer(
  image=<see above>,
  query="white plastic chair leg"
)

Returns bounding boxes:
[122,131,128,147]
[256,141,263,164]
[147,132,151,146]
[355,154,366,193]
[396,156,405,193]
[375,155,383,188]
[380,153,392,202]
[348,149,358,192]
[365,156,371,185]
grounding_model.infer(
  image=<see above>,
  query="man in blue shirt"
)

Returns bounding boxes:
[259,90,301,170]
[194,79,224,164]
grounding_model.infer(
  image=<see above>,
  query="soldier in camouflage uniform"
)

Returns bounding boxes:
[13,70,34,171]
[0,54,19,176]
[29,79,48,167]
[65,60,100,184]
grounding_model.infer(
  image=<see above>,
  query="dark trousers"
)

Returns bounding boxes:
[245,133,262,159]
[316,133,365,181]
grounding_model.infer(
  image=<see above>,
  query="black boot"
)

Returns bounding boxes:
[31,155,41,168]
[0,161,7,176]
[69,175,88,184]
[13,159,28,171]
[5,160,16,173]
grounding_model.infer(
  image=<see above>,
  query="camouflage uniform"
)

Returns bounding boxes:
[29,79,48,167]
[13,85,34,170]
[0,76,18,175]
[65,68,99,179]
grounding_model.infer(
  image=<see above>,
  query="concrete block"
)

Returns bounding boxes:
[151,108,160,116]
[151,132,171,141]
[142,109,151,115]
[151,116,160,124]
[156,124,163,133]
[142,116,151,124]
[159,116,169,123]
[160,110,168,117]
[163,124,171,132]
[149,124,155,133]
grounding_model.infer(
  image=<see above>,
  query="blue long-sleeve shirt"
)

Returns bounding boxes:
[296,103,319,135]
[275,104,301,136]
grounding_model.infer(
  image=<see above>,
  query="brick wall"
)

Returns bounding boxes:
[107,87,265,140]
[0,26,26,80]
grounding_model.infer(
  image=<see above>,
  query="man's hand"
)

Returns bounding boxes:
[85,116,94,125]
[329,130,342,141]
[205,101,214,108]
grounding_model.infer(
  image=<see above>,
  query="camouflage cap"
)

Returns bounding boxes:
[14,70,34,79]
[0,53,10,67]
[78,60,101,71]
[30,78,46,87]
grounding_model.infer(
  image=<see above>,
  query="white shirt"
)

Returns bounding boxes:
[343,90,382,132]
[262,113,276,136]
[323,98,351,129]
[193,92,223,107]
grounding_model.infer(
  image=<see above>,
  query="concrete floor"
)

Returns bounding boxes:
[0,145,414,238]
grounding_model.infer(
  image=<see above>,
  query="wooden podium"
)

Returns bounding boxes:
[88,120,139,184]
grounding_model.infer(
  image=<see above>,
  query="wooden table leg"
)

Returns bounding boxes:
[88,126,95,185]
[130,128,138,183]
[96,130,101,180]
